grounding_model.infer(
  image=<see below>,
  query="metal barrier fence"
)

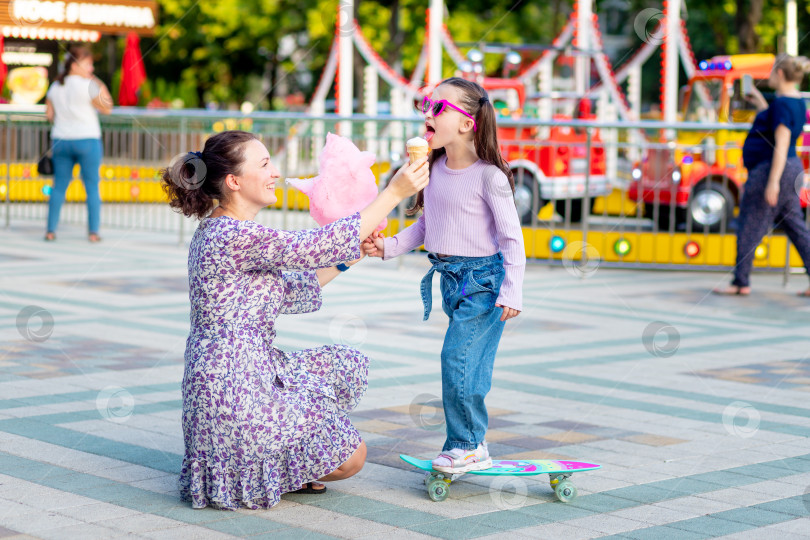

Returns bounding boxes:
[1,107,808,279]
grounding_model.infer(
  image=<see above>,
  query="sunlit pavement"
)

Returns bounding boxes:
[1,220,809,539]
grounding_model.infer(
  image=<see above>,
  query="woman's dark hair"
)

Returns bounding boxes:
[408,77,514,215]
[162,130,259,219]
[55,45,93,85]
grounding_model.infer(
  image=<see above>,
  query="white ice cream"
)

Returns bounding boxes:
[406,137,429,148]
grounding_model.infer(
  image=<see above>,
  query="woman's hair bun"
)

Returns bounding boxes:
[161,130,259,220]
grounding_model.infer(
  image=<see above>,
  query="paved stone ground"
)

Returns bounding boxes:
[1,220,809,539]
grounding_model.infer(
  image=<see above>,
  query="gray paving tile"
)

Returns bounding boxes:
[713,507,799,526]
[666,515,755,535]
[617,526,708,539]
[754,496,809,517]
[406,517,503,539]
[571,494,639,513]
[35,523,124,540]
[516,502,596,522]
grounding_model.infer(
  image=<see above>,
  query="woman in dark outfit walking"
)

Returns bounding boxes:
[715,54,810,297]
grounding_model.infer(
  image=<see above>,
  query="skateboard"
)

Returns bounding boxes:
[400,454,601,503]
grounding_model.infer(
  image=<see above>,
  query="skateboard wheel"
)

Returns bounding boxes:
[554,480,577,503]
[427,478,449,502]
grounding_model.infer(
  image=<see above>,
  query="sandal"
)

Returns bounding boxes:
[88,233,102,243]
[44,232,56,242]
[797,289,810,298]
[291,482,327,495]
[712,286,751,296]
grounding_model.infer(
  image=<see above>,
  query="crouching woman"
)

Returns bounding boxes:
[162,130,428,509]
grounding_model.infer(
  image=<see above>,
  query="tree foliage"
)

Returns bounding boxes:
[138,0,810,109]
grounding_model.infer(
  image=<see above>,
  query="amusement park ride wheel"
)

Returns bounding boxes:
[512,169,594,224]
[513,170,544,225]
[688,181,735,232]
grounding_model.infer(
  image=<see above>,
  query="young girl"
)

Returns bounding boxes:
[364,77,525,473]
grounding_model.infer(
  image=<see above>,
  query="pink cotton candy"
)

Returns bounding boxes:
[287,133,387,232]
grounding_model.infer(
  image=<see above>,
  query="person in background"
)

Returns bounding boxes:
[714,54,810,297]
[44,45,112,242]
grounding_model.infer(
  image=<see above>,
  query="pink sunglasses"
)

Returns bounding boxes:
[422,96,477,131]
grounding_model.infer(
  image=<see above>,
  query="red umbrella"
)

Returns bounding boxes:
[0,36,7,96]
[119,32,146,106]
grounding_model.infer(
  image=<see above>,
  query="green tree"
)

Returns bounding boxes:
[140,1,810,109]
[144,0,318,108]
[143,0,574,107]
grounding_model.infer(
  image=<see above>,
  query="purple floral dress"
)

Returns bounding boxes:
[179,213,368,510]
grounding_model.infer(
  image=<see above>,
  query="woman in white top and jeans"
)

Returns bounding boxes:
[44,46,112,242]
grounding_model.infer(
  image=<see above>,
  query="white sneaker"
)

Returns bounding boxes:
[432,442,492,473]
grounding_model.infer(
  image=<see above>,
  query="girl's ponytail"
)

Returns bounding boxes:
[472,95,514,192]
[406,78,516,215]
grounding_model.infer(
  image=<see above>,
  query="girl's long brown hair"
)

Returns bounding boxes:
[55,46,93,85]
[408,77,515,215]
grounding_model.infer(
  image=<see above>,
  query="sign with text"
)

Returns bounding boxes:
[1,0,158,37]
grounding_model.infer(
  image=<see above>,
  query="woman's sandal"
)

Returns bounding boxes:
[712,286,751,296]
[291,482,327,494]
[88,233,102,243]
[44,232,56,242]
[797,289,810,298]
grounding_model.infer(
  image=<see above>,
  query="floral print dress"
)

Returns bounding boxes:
[179,213,368,510]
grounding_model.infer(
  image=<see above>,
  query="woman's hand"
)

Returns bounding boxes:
[358,159,427,241]
[744,85,768,111]
[765,125,790,207]
[362,232,385,258]
[765,182,780,207]
[496,304,520,321]
[385,158,429,200]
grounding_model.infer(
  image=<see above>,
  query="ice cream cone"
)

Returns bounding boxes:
[407,137,430,164]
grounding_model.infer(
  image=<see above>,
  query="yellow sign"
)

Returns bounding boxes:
[6,66,48,104]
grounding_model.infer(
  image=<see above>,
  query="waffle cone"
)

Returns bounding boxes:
[408,146,430,164]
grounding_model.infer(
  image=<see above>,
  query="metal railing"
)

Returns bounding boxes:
[1,106,807,279]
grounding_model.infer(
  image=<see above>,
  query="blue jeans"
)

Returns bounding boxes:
[420,252,506,451]
[47,138,102,234]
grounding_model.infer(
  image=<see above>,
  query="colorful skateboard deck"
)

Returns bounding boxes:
[400,454,601,502]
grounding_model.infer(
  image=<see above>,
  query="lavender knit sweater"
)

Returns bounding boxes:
[383,155,526,311]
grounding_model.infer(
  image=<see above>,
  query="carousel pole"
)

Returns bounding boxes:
[627,64,642,161]
[786,0,798,56]
[575,0,592,96]
[427,0,443,85]
[338,0,354,136]
[662,0,681,129]
[363,65,379,156]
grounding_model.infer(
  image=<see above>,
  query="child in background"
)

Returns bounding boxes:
[364,77,525,473]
